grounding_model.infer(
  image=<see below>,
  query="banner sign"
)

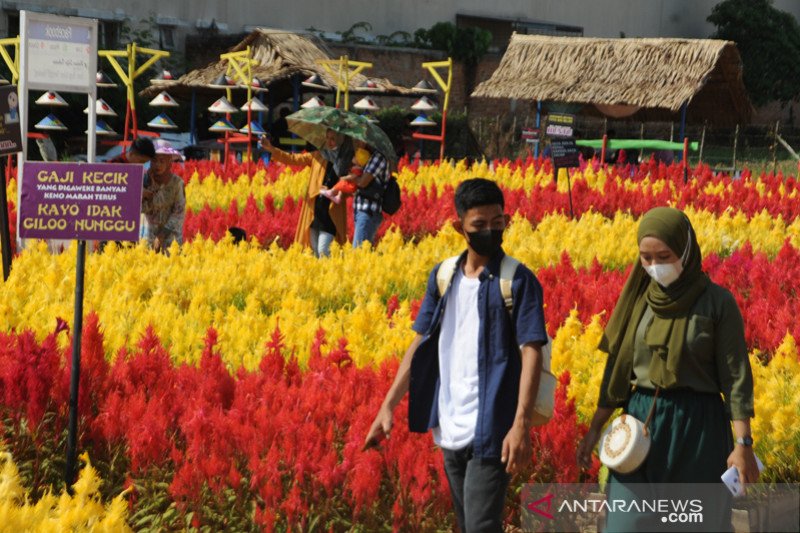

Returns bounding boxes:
[18,162,144,241]
[545,113,575,138]
[0,85,21,155]
[521,128,540,144]
[550,138,580,168]
[22,12,97,92]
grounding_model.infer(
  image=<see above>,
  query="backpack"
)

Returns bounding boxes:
[381,176,401,215]
[435,254,556,426]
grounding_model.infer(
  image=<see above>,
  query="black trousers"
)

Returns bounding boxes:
[442,445,510,533]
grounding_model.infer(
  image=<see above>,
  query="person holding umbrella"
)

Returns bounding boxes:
[260,129,353,257]
[273,107,398,252]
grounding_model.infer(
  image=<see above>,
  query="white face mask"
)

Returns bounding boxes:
[644,261,683,287]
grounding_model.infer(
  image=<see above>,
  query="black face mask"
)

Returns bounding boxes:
[466,229,504,257]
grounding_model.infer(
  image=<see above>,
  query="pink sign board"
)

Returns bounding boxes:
[19,162,144,241]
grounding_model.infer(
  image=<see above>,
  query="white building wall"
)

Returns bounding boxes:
[1,0,798,46]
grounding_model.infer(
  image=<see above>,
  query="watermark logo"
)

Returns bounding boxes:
[526,493,555,520]
[520,483,800,533]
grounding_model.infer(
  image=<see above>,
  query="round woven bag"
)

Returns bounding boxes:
[599,414,651,474]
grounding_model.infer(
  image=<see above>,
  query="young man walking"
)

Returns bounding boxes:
[365,178,547,532]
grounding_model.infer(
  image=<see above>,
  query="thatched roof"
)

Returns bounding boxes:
[141,29,423,101]
[472,34,752,125]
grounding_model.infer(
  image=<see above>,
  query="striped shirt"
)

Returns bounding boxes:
[354,152,389,215]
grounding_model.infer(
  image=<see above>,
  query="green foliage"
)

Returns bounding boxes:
[373,106,483,161]
[708,0,800,105]
[375,31,413,47]
[337,22,373,44]
[413,22,492,66]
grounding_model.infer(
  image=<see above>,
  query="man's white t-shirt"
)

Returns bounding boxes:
[432,268,481,450]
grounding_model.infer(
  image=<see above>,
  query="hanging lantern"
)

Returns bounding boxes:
[35,91,69,106]
[302,74,328,90]
[35,114,68,131]
[410,96,437,111]
[208,96,239,114]
[353,97,379,111]
[410,114,437,127]
[240,98,269,112]
[96,71,117,88]
[149,91,179,107]
[209,74,235,89]
[209,118,238,132]
[150,70,175,84]
[83,98,118,117]
[87,119,117,136]
[147,113,178,130]
[300,96,326,109]
[360,79,378,89]
[414,79,436,92]
[238,121,267,136]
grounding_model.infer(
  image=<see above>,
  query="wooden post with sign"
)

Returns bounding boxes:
[18,10,103,491]
[550,138,580,218]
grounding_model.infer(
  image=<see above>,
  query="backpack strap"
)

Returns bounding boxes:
[499,255,520,312]
[436,255,461,298]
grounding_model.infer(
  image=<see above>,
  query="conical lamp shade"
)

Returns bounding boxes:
[150,70,175,83]
[147,113,178,130]
[360,79,378,89]
[208,96,239,114]
[302,74,328,90]
[35,114,68,131]
[239,121,266,135]
[410,114,437,127]
[411,96,437,111]
[209,118,238,133]
[149,91,179,107]
[83,98,118,117]
[240,98,268,112]
[414,79,436,92]
[353,97,379,111]
[88,119,117,136]
[96,71,117,88]
[0,76,11,85]
[239,77,267,91]
[301,96,326,109]
[209,74,234,89]
[35,91,68,106]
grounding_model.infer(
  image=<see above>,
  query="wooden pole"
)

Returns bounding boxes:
[732,124,739,173]
[699,122,706,164]
[772,120,780,175]
[638,122,645,162]
[600,134,608,165]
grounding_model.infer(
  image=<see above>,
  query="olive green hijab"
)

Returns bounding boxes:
[599,207,710,404]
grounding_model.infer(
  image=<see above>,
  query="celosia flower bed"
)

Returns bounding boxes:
[0,157,798,529]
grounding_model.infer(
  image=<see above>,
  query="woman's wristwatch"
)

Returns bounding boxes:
[735,436,754,446]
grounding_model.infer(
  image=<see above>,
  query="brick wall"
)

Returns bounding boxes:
[328,43,515,120]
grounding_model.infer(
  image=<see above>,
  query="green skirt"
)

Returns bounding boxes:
[605,387,735,532]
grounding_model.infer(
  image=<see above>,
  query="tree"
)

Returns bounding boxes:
[412,22,492,103]
[708,0,800,106]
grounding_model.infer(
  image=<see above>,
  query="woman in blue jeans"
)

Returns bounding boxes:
[352,141,389,248]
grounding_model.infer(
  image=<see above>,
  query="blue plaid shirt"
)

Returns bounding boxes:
[354,152,389,215]
[409,250,548,458]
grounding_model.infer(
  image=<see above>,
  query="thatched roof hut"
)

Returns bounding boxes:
[472,34,752,125]
[141,28,423,103]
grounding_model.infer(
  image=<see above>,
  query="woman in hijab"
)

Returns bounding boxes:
[261,129,353,257]
[577,207,758,532]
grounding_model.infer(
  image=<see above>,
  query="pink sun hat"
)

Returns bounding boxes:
[153,139,185,161]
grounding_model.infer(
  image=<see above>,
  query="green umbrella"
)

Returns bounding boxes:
[287,106,397,161]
